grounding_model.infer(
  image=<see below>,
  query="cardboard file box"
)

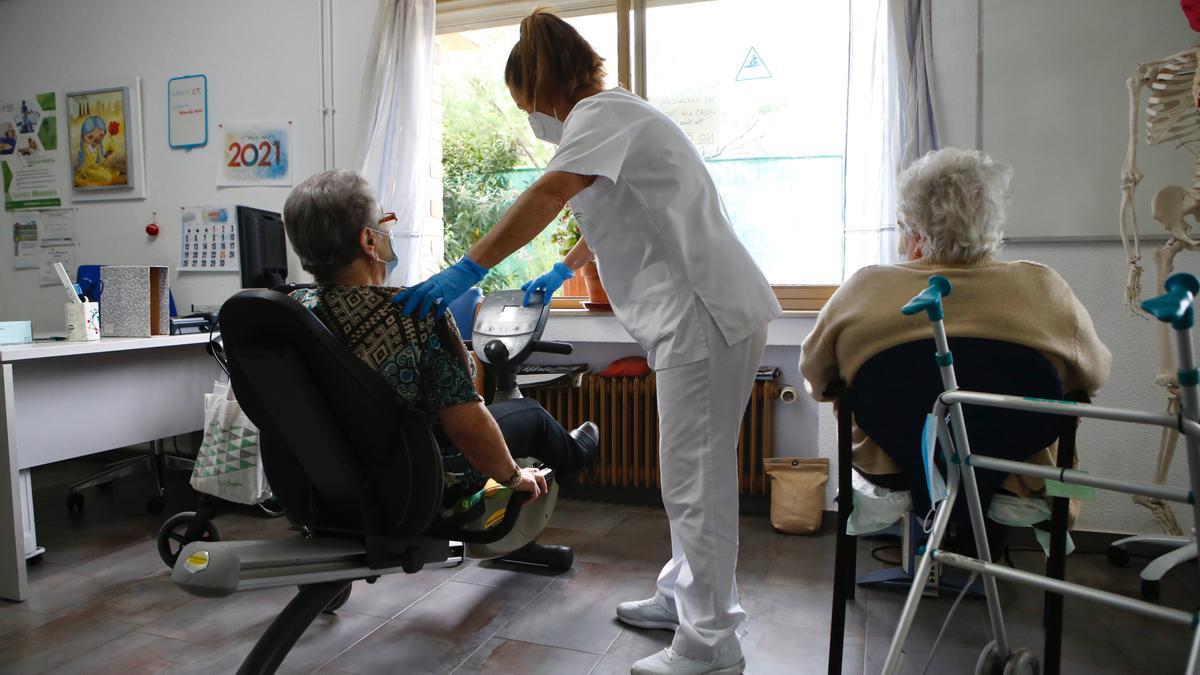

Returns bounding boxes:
[100,266,170,337]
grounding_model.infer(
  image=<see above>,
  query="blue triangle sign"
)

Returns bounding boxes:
[736,47,771,82]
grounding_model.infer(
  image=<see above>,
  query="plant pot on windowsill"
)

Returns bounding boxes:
[580,261,611,311]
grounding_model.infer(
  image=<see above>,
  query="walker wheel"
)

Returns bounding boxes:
[1003,648,1040,675]
[322,585,352,614]
[157,511,221,568]
[1141,578,1161,602]
[1106,545,1130,567]
[975,640,1004,675]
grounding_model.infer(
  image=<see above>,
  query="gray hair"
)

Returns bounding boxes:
[897,147,1011,263]
[283,169,378,283]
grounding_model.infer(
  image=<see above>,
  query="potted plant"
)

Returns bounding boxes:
[551,208,610,310]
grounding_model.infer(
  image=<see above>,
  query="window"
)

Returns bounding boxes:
[645,0,850,285]
[434,1,875,306]
[435,12,618,293]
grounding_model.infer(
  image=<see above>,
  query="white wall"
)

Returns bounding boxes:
[0,0,378,331]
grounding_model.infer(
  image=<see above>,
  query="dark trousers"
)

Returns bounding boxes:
[488,398,589,477]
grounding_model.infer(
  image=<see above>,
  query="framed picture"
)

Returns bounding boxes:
[65,78,146,200]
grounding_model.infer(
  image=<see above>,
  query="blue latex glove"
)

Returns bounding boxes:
[393,256,488,317]
[522,262,575,306]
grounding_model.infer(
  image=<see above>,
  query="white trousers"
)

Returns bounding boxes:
[652,306,767,663]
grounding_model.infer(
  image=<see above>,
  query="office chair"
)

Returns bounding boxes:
[169,289,569,674]
[65,267,194,515]
[827,338,1081,675]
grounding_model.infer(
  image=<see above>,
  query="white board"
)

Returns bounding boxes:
[981,0,1196,239]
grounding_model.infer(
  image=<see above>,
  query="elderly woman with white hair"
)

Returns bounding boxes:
[801,147,1111,504]
[281,168,598,508]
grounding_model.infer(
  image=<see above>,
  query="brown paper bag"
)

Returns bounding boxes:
[764,457,829,534]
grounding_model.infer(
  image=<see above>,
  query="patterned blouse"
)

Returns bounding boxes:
[289,285,487,502]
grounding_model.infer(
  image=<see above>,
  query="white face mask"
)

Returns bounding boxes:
[367,227,397,265]
[528,110,563,144]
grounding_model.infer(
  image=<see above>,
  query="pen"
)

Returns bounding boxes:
[54,262,81,304]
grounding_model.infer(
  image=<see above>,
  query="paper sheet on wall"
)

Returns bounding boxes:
[12,215,37,269]
[179,205,239,272]
[36,208,77,245]
[39,245,75,286]
[0,93,62,210]
[217,121,292,187]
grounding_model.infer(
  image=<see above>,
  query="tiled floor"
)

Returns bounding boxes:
[0,453,1195,674]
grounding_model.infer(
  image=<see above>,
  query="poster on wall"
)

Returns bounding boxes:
[179,205,240,272]
[168,74,207,149]
[0,93,62,211]
[217,121,292,187]
[65,78,146,201]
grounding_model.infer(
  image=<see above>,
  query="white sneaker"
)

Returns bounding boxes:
[631,647,745,675]
[616,597,680,630]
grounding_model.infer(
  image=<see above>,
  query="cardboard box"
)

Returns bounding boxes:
[100,266,170,337]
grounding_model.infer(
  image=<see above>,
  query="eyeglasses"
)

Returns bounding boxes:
[378,212,397,226]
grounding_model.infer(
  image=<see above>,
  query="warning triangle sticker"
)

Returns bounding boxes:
[736,47,771,82]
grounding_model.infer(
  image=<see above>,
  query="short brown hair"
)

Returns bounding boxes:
[504,8,606,105]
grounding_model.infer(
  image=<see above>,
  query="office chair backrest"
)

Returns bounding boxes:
[852,338,1064,517]
[218,289,443,538]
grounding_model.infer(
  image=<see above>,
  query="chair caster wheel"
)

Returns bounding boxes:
[322,585,352,614]
[145,496,165,515]
[1003,648,1039,675]
[1106,545,1130,568]
[157,511,221,568]
[66,492,84,513]
[1141,578,1161,602]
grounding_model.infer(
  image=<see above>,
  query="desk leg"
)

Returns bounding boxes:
[0,364,29,601]
[21,470,42,561]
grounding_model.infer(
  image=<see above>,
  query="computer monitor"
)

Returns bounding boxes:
[237,206,288,289]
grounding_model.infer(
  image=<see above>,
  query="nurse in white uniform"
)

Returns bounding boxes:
[396,10,780,675]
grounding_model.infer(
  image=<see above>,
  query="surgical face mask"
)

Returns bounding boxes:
[528,110,563,144]
[367,227,397,265]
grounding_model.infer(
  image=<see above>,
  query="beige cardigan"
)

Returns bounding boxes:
[800,258,1112,499]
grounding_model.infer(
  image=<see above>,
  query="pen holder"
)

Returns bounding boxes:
[65,302,100,341]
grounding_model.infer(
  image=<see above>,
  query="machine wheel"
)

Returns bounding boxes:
[157,511,222,568]
[1002,648,1040,675]
[975,641,1004,675]
[1106,545,1130,568]
[322,585,352,614]
[66,492,84,513]
[545,545,574,572]
[145,496,165,515]
[1141,578,1161,602]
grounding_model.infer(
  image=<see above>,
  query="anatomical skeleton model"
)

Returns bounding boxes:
[1119,44,1200,538]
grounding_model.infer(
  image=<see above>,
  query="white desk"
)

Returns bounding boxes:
[0,334,223,601]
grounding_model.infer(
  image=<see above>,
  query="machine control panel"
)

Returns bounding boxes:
[472,290,550,365]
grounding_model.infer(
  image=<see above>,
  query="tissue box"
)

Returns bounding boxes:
[100,266,170,337]
[0,321,33,345]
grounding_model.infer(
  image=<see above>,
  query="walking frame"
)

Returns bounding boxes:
[882,273,1200,675]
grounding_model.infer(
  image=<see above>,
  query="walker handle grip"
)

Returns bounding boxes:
[1142,273,1200,329]
[901,275,953,321]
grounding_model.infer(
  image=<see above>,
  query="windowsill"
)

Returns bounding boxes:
[545,309,818,347]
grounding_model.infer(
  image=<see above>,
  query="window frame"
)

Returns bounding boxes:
[434,0,840,311]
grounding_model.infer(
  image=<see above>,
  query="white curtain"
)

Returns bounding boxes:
[843,0,939,277]
[358,0,436,287]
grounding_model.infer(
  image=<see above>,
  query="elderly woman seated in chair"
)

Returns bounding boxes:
[801,147,1112,518]
[282,168,598,506]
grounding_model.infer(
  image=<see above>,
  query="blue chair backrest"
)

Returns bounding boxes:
[851,338,1065,519]
[447,287,484,340]
[76,265,104,303]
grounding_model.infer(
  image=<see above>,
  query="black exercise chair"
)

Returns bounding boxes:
[827,338,1082,675]
[169,289,568,675]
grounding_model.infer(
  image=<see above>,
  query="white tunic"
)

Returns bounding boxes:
[545,87,781,369]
